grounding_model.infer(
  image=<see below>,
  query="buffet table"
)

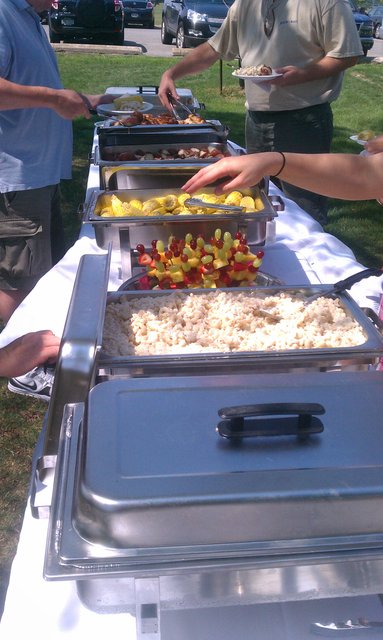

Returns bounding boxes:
[0,177,381,349]
[1,118,383,638]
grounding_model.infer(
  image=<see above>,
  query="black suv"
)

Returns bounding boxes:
[49,0,125,45]
[122,0,154,27]
[161,0,234,48]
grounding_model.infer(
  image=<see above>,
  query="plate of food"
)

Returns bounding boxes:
[96,94,153,117]
[232,64,282,82]
[350,130,375,146]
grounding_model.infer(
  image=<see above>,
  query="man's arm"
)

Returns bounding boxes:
[273,55,359,87]
[0,77,113,119]
[158,42,221,110]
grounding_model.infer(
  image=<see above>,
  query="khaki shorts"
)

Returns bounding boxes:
[0,185,66,291]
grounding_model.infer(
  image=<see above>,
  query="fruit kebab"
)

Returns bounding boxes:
[135,229,264,289]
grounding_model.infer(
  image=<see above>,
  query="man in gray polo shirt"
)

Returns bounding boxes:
[159,0,363,225]
[0,0,108,323]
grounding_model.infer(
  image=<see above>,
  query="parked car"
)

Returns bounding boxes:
[48,0,125,45]
[161,0,235,48]
[348,0,375,54]
[368,4,383,37]
[122,0,154,27]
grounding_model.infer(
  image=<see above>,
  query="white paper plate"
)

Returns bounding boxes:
[232,71,282,82]
[96,101,153,117]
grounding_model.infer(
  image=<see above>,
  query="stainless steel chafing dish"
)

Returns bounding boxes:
[93,130,241,189]
[81,184,281,280]
[99,286,383,377]
[94,130,240,172]
[34,253,383,637]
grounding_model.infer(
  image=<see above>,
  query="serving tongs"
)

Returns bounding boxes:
[184,197,246,213]
[304,267,382,306]
[167,92,195,121]
[311,617,383,635]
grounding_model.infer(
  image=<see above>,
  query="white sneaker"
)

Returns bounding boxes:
[8,365,55,402]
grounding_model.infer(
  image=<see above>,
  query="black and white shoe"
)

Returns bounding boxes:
[8,365,55,402]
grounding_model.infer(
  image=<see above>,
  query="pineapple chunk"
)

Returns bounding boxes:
[240,196,256,211]
[224,191,243,206]
[110,194,129,217]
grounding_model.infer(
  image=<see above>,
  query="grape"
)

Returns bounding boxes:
[136,243,145,254]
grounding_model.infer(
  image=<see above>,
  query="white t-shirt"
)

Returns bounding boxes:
[209,0,363,111]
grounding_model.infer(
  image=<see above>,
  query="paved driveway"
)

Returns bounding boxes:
[43,24,179,57]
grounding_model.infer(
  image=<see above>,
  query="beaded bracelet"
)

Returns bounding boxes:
[271,151,286,178]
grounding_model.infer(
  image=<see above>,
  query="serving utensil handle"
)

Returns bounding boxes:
[333,267,382,293]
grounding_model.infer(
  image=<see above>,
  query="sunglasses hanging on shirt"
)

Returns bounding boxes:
[263,0,281,38]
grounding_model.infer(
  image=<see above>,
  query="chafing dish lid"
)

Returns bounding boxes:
[82,371,383,491]
[48,371,383,573]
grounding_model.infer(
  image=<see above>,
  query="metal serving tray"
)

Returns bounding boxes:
[99,286,383,377]
[81,185,279,279]
[117,269,284,291]
[96,119,228,136]
[45,371,383,602]
[94,138,240,166]
[94,133,242,189]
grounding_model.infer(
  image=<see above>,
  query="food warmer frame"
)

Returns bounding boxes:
[32,251,383,638]
[80,184,281,280]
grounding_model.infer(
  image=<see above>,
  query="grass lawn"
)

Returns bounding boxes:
[1,51,383,615]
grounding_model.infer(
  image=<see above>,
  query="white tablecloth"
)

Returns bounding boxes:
[2,146,383,639]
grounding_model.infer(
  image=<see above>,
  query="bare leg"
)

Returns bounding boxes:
[0,290,29,324]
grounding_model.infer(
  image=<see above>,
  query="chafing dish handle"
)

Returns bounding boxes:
[217,402,325,440]
[269,195,285,212]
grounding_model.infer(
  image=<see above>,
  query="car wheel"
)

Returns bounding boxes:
[49,27,61,43]
[161,19,173,44]
[176,24,186,48]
